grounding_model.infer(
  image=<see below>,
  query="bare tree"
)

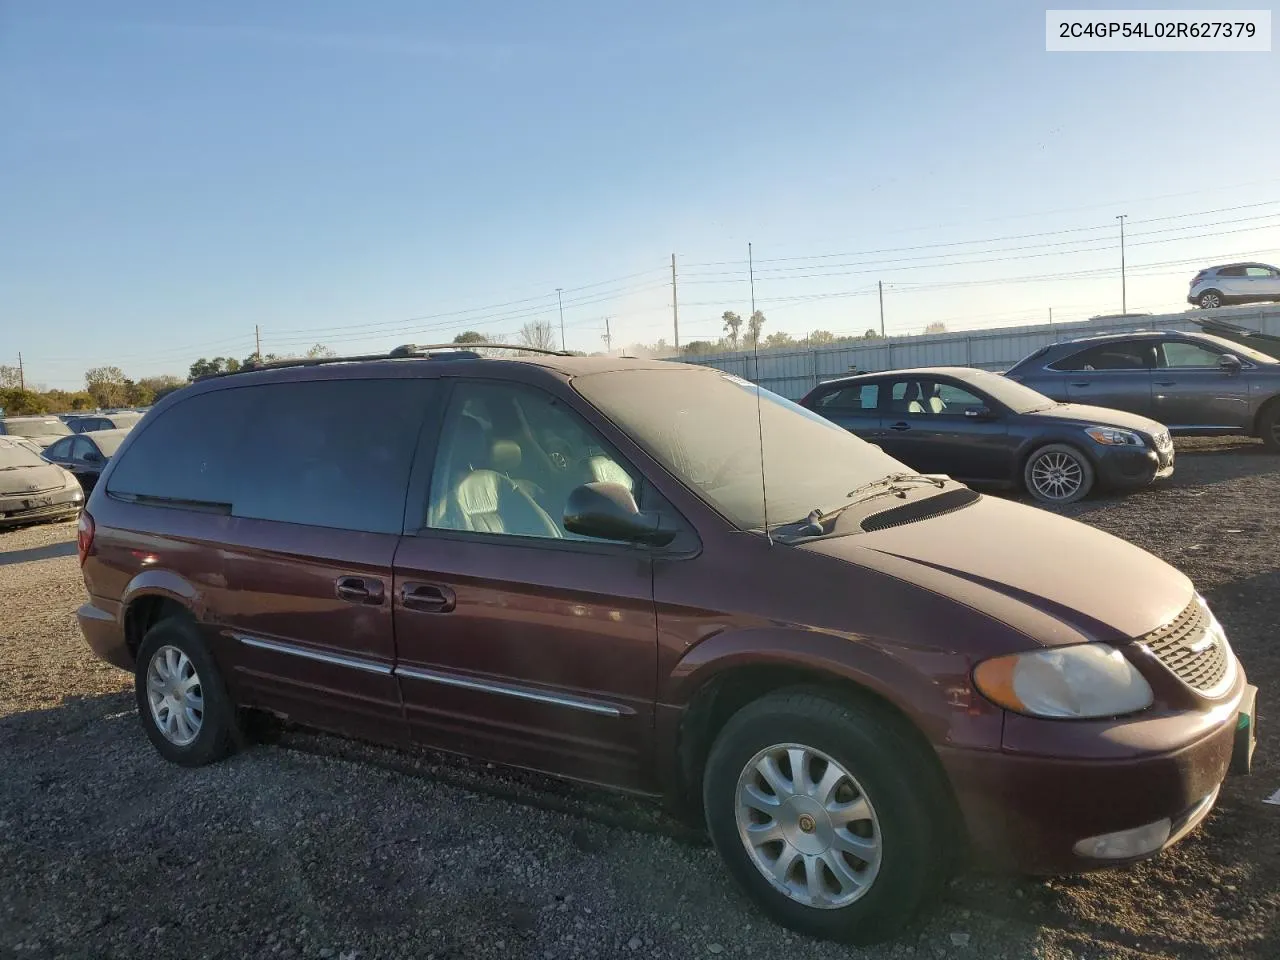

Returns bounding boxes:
[517,320,558,351]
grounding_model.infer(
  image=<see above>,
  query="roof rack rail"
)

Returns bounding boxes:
[194,342,573,381]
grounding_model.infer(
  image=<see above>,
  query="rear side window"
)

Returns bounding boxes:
[107,387,259,507]
[233,379,428,533]
[108,379,430,533]
[1217,266,1246,277]
[1050,342,1153,372]
[815,384,879,414]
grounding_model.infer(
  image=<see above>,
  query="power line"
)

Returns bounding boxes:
[682,199,1280,270]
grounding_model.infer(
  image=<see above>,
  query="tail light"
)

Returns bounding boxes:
[77,510,95,566]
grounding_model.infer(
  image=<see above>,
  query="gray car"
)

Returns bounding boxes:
[1188,263,1280,309]
[1005,330,1280,451]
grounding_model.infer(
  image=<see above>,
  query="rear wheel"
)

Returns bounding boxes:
[1197,290,1223,309]
[1259,399,1280,453]
[135,619,240,766]
[702,689,951,944]
[1024,443,1094,504]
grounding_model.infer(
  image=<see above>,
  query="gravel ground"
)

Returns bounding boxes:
[2,438,1278,960]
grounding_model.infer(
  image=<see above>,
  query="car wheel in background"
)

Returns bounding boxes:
[135,618,240,766]
[1197,290,1223,309]
[1024,443,1094,504]
[1258,399,1280,453]
[702,689,951,944]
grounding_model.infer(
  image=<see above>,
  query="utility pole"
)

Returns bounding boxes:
[671,253,680,353]
[1116,214,1128,315]
[556,288,565,352]
[1049,307,1054,329]
[748,243,757,318]
[255,324,262,361]
[602,317,612,353]
[17,352,24,391]
[878,281,885,338]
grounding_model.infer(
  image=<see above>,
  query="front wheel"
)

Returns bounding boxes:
[702,690,951,944]
[1024,443,1094,504]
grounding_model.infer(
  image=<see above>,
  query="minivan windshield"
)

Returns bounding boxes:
[574,367,908,531]
[2,418,71,438]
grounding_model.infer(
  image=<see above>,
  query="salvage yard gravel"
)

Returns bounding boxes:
[2,437,1277,960]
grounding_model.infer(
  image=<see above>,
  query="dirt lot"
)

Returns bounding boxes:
[2,438,1278,960]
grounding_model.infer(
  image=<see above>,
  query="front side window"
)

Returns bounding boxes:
[70,437,96,461]
[1161,341,1223,368]
[1244,266,1272,278]
[427,381,639,541]
[44,437,73,460]
[1051,342,1153,372]
[574,368,905,532]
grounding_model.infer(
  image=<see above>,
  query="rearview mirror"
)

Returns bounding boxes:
[963,406,994,419]
[564,482,676,546]
[1219,354,1242,373]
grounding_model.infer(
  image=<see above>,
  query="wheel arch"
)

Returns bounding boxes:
[1251,393,1280,438]
[667,638,966,830]
[121,570,202,660]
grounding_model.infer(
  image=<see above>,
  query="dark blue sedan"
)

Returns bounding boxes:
[799,366,1174,503]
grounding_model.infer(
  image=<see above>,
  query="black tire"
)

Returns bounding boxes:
[702,688,952,944]
[1023,442,1094,504]
[1197,290,1224,309]
[1258,399,1280,453]
[134,618,240,767]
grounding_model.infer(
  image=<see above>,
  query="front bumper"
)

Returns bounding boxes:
[1093,443,1174,490]
[0,486,83,528]
[938,677,1254,874]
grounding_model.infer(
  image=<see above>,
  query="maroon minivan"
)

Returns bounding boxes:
[75,347,1257,944]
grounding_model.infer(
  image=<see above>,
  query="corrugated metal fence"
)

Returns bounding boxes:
[671,306,1280,400]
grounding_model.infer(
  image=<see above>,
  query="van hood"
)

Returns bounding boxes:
[0,463,70,496]
[1027,402,1165,436]
[799,493,1191,643]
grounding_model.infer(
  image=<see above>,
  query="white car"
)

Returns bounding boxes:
[1188,263,1280,309]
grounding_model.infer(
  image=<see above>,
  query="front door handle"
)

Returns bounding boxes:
[1154,379,1176,386]
[401,582,456,613]
[335,576,385,605]
[888,421,911,432]
[1070,381,1091,388]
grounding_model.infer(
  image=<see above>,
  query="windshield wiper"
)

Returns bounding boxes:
[793,473,948,536]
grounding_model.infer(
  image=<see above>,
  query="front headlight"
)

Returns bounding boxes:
[1086,425,1144,446]
[973,644,1153,719]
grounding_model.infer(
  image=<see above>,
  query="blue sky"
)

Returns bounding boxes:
[3,1,1278,388]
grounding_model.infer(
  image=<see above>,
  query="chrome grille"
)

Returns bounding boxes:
[1141,599,1230,693]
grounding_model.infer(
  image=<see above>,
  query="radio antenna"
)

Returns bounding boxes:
[749,241,772,545]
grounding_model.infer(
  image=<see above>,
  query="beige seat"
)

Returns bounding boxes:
[585,455,634,491]
[454,470,561,538]
[435,415,561,537]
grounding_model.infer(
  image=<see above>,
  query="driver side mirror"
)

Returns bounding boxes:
[1219,354,1242,373]
[564,482,676,547]
[963,406,995,420]
[82,450,102,463]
